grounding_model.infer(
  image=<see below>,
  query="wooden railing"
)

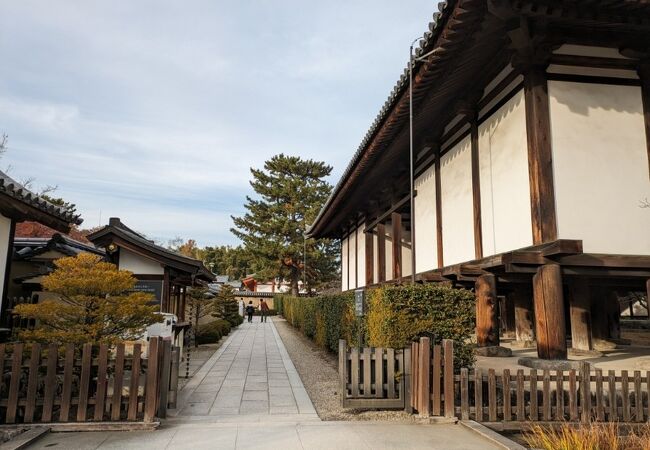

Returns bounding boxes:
[338,340,409,409]
[0,338,178,425]
[410,337,650,424]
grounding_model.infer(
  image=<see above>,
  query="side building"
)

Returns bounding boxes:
[308,0,650,359]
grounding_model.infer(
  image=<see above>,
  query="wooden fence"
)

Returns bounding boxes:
[338,340,409,409]
[0,337,179,425]
[410,337,650,424]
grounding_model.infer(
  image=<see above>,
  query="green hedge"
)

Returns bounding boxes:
[195,319,232,345]
[275,293,360,353]
[276,284,475,369]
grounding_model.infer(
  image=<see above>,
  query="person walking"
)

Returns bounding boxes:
[259,299,270,323]
[245,301,255,323]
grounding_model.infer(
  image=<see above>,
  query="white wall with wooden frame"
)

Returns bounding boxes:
[478,89,532,256]
[414,164,438,272]
[356,226,366,288]
[341,234,349,291]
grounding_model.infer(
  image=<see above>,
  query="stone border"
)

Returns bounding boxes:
[459,421,526,450]
[0,427,49,450]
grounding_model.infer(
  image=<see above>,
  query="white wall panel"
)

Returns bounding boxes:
[119,248,164,275]
[549,81,650,254]
[478,89,533,256]
[349,229,357,289]
[356,227,366,288]
[414,165,438,271]
[341,237,348,291]
[441,135,475,266]
[385,227,394,281]
[401,228,412,277]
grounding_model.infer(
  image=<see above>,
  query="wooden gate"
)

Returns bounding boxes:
[338,340,410,409]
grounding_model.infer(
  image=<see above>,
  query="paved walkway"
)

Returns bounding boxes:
[29,318,504,450]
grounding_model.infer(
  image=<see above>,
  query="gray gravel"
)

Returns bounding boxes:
[273,317,419,422]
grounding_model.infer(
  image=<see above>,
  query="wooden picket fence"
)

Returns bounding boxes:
[410,337,650,424]
[338,340,409,409]
[0,337,179,425]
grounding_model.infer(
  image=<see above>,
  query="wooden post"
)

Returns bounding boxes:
[365,229,374,286]
[418,337,431,417]
[403,345,413,413]
[569,279,593,351]
[157,340,172,418]
[513,285,535,344]
[470,118,483,259]
[503,293,516,339]
[434,148,444,268]
[533,265,567,360]
[377,223,386,283]
[476,274,499,347]
[443,340,454,418]
[591,287,610,340]
[524,66,557,244]
[144,338,161,422]
[639,64,650,178]
[391,213,402,280]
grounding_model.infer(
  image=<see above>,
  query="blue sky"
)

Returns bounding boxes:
[0,1,433,246]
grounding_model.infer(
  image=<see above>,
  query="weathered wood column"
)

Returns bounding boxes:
[533,264,567,359]
[377,223,386,283]
[391,212,402,280]
[475,274,499,347]
[568,279,593,352]
[512,285,535,345]
[524,66,557,245]
[501,294,516,339]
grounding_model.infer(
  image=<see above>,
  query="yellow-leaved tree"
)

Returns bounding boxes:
[14,253,161,345]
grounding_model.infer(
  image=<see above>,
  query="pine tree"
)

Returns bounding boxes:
[14,253,160,345]
[231,154,338,295]
[212,284,240,326]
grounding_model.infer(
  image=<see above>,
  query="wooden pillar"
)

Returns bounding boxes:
[639,63,650,178]
[391,212,402,280]
[365,229,374,286]
[533,265,567,360]
[180,286,187,321]
[591,287,609,340]
[377,223,386,283]
[513,285,535,343]
[524,67,557,244]
[162,268,170,313]
[434,148,444,268]
[606,291,621,340]
[502,293,516,339]
[568,279,593,351]
[475,274,499,347]
[470,118,483,259]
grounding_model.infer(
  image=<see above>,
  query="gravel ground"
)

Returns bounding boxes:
[273,316,419,422]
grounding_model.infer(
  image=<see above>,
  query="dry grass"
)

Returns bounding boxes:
[524,422,650,450]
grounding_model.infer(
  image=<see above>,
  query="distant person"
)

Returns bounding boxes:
[259,299,270,323]
[245,301,255,323]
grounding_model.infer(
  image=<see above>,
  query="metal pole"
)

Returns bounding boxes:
[303,230,307,294]
[409,41,417,285]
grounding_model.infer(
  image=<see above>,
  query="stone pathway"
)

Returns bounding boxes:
[29,318,506,449]
[169,316,317,421]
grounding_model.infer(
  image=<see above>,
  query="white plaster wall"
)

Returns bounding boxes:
[119,248,164,275]
[341,237,348,291]
[479,89,533,255]
[385,228,394,281]
[401,229,412,277]
[0,215,12,309]
[441,135,475,266]
[349,229,357,289]
[356,227,366,288]
[549,81,650,254]
[414,164,438,271]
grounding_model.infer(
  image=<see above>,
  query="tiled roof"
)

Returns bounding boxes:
[0,171,82,225]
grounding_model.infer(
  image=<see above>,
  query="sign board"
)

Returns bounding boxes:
[132,280,164,303]
[354,289,365,317]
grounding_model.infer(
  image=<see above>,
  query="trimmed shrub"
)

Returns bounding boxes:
[277,284,475,369]
[366,284,475,369]
[195,319,232,345]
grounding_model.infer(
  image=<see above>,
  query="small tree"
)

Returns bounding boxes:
[14,253,161,345]
[212,284,240,326]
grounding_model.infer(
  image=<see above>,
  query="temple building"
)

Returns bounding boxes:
[307,0,650,360]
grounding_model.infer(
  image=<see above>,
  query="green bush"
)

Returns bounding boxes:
[227,314,244,327]
[276,284,475,370]
[195,319,232,345]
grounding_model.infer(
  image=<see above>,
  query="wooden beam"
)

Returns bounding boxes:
[533,264,567,360]
[524,67,558,245]
[470,118,483,259]
[391,213,402,280]
[568,279,593,352]
[377,223,386,283]
[365,228,374,286]
[476,274,499,347]
[435,148,444,268]
[363,194,411,233]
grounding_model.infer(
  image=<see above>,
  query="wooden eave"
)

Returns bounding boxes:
[0,195,74,234]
